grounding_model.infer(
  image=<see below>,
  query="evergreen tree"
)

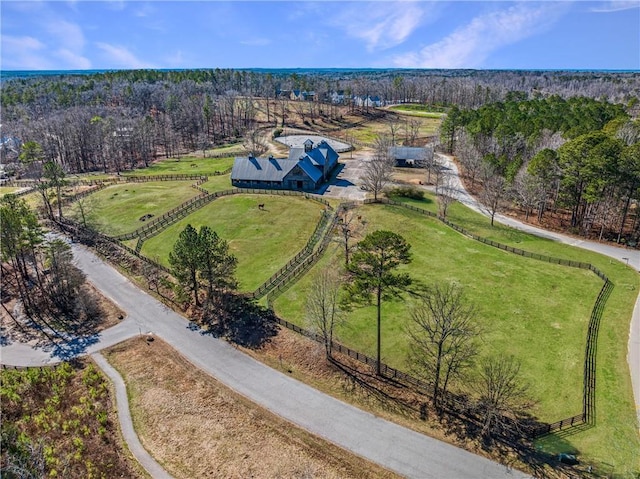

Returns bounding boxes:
[347,230,412,375]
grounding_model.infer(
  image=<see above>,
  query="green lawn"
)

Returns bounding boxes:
[275,203,601,419]
[65,181,201,236]
[274,200,640,474]
[0,186,24,196]
[123,156,235,177]
[140,194,325,292]
[347,113,442,143]
[389,104,446,118]
[199,174,233,193]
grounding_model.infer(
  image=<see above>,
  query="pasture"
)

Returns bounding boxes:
[274,203,602,421]
[140,194,326,292]
[0,186,24,196]
[274,198,640,473]
[64,181,201,236]
[123,156,235,177]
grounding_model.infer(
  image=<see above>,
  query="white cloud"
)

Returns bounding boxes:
[105,0,126,12]
[47,19,86,50]
[1,34,53,70]
[54,48,91,69]
[332,1,432,51]
[165,50,188,68]
[589,1,640,12]
[96,42,155,68]
[393,3,567,68]
[135,3,156,18]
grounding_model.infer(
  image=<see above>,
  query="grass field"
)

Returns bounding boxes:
[105,337,398,479]
[123,156,235,177]
[346,113,441,144]
[0,187,43,211]
[0,186,24,196]
[389,104,446,117]
[140,194,325,292]
[65,181,201,236]
[199,173,233,193]
[274,203,602,420]
[274,200,640,474]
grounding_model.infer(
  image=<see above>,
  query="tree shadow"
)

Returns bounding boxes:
[202,293,279,348]
[329,356,420,418]
[47,333,101,361]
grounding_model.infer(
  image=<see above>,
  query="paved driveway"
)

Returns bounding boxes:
[320,156,369,201]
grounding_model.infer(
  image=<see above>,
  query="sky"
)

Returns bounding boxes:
[1,0,639,71]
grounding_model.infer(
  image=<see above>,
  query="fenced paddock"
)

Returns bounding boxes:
[55,179,615,442]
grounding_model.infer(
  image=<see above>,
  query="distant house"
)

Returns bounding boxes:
[290,90,316,101]
[231,140,339,191]
[389,146,434,168]
[329,91,346,104]
[354,95,383,107]
[0,136,22,162]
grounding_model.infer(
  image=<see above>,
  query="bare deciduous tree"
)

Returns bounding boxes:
[243,128,269,157]
[480,166,507,226]
[337,207,362,266]
[407,283,479,410]
[474,356,533,440]
[437,171,457,220]
[405,118,422,146]
[512,171,545,222]
[454,130,483,186]
[306,267,344,358]
[361,135,395,201]
[387,116,403,145]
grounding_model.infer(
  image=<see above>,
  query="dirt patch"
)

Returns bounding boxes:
[105,337,399,479]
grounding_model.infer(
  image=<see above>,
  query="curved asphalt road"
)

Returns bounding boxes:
[1,244,528,479]
[436,153,640,433]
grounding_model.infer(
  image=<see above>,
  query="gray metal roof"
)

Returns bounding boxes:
[389,146,430,160]
[288,147,305,161]
[287,140,339,168]
[231,154,324,184]
[231,156,297,182]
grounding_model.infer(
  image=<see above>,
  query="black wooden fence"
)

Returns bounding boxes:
[54,185,615,440]
[264,197,614,438]
[252,210,334,299]
[116,173,207,182]
[59,183,107,207]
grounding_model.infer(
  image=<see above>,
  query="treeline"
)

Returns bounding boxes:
[3,68,639,112]
[1,69,638,175]
[442,94,640,243]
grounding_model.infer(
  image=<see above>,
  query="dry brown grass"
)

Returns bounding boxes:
[105,337,401,479]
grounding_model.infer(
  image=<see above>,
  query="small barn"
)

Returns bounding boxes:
[389,146,434,168]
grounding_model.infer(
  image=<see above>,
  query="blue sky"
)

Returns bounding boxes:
[1,1,639,71]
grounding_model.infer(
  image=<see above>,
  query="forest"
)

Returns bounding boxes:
[1,68,639,243]
[441,91,640,243]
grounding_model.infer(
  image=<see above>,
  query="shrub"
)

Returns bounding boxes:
[389,185,425,200]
